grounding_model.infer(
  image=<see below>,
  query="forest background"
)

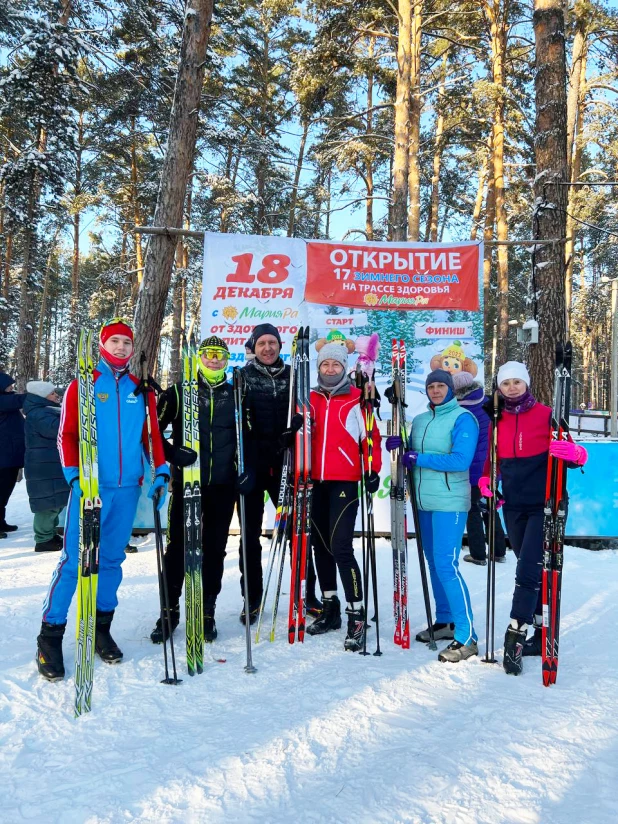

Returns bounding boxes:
[1,0,617,407]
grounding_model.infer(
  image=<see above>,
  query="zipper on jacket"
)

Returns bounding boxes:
[116,375,123,486]
[338,445,354,466]
[321,396,331,480]
[514,412,519,458]
[209,385,214,485]
[417,409,435,509]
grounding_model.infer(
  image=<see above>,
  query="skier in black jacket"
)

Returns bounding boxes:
[0,372,25,537]
[240,323,319,624]
[150,336,237,644]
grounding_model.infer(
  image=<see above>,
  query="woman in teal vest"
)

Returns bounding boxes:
[386,369,479,662]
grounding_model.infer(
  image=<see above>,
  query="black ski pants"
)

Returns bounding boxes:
[163,480,236,611]
[240,467,318,607]
[466,486,506,561]
[505,508,544,625]
[311,480,362,605]
[0,466,19,525]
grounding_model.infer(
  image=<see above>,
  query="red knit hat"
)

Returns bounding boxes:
[100,319,133,346]
[99,319,134,370]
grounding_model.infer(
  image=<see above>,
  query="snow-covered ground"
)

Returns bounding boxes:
[1,483,618,824]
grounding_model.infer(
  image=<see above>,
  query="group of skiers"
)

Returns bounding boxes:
[0,318,589,682]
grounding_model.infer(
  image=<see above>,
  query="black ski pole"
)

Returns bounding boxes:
[138,352,181,685]
[406,464,437,651]
[233,367,257,674]
[484,384,499,665]
[363,378,381,655]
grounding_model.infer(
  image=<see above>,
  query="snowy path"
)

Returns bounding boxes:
[1,485,618,824]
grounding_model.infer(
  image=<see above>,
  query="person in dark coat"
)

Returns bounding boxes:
[23,381,69,552]
[0,371,26,536]
[454,373,506,565]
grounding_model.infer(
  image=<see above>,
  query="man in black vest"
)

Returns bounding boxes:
[240,323,320,624]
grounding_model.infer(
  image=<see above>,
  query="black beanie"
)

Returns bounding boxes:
[249,323,282,352]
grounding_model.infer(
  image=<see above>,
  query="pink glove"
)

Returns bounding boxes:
[549,440,588,467]
[479,475,492,497]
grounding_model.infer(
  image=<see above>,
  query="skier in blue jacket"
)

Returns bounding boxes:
[37,320,169,681]
[386,369,479,662]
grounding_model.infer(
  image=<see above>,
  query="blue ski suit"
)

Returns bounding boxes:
[43,359,167,625]
[411,394,479,645]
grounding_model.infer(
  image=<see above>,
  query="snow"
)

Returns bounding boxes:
[2,484,618,824]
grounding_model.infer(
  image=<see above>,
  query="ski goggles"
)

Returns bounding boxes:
[199,347,229,361]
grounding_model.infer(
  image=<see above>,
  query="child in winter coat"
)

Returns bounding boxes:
[37,320,168,681]
[479,361,588,675]
[23,381,69,552]
[307,343,381,651]
[386,369,480,663]
[454,373,507,565]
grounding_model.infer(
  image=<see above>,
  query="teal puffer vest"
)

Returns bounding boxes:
[411,397,473,512]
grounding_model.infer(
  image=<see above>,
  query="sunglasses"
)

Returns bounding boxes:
[200,348,229,360]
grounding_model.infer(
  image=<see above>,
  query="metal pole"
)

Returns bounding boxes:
[609,278,618,440]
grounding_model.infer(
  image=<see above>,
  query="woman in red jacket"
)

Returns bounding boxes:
[307,343,381,651]
[479,361,587,675]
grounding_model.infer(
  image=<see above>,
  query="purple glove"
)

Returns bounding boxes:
[402,450,418,469]
[479,475,492,497]
[549,440,588,466]
[385,435,403,452]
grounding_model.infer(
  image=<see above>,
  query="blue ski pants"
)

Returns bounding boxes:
[43,485,141,625]
[418,509,477,645]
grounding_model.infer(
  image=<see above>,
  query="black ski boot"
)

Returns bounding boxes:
[95,610,123,663]
[0,521,17,532]
[307,595,342,635]
[344,606,366,652]
[503,620,527,675]
[204,598,218,642]
[150,604,180,644]
[36,622,66,681]
[523,626,543,657]
[306,594,323,618]
[240,602,260,626]
[35,539,61,553]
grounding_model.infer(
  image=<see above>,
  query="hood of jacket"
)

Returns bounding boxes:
[24,392,61,415]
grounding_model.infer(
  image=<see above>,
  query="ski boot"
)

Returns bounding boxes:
[463,554,487,566]
[438,639,478,663]
[36,622,66,681]
[204,599,218,642]
[95,610,123,663]
[307,595,342,635]
[240,603,260,626]
[0,521,17,532]
[35,539,61,552]
[523,622,542,657]
[416,622,454,643]
[503,620,527,675]
[150,604,180,644]
[306,594,323,619]
[344,606,366,652]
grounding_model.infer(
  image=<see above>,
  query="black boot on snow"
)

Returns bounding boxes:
[344,606,366,652]
[503,620,527,675]
[35,539,61,553]
[307,595,342,636]
[523,626,543,657]
[306,594,323,618]
[0,521,17,532]
[36,622,66,681]
[240,603,260,626]
[95,610,123,663]
[150,605,180,644]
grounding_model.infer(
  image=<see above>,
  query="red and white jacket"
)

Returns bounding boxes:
[310,385,381,482]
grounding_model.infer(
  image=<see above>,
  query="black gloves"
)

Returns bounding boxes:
[364,471,380,494]
[278,413,304,450]
[162,439,198,468]
[236,467,256,495]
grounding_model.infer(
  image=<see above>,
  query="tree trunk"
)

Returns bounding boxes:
[131,116,144,306]
[527,0,568,405]
[15,178,38,390]
[407,1,422,241]
[485,0,510,364]
[470,152,488,242]
[35,230,59,377]
[426,52,447,242]
[565,28,588,320]
[483,143,496,362]
[365,37,375,241]
[287,119,309,237]
[391,0,411,242]
[133,0,214,372]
